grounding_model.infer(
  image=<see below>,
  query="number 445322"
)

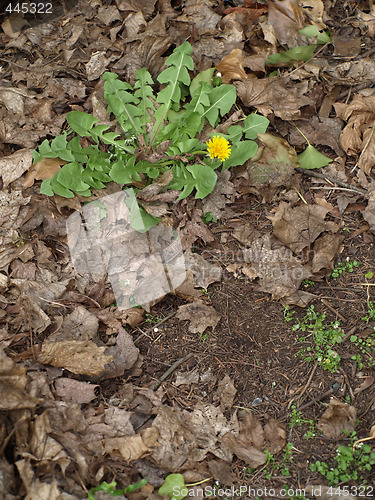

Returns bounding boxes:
[5,3,52,14]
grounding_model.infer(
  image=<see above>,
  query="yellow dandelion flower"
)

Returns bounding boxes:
[206,135,231,162]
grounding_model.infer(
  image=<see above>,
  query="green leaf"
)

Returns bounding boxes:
[202,84,236,126]
[223,140,258,168]
[56,162,91,192]
[158,474,187,500]
[40,178,54,196]
[109,156,141,184]
[267,44,317,65]
[186,164,217,199]
[50,176,75,198]
[103,72,142,135]
[151,42,194,141]
[67,111,99,137]
[226,113,269,142]
[37,135,76,162]
[317,30,332,44]
[299,25,320,38]
[298,144,332,169]
[134,67,155,133]
[190,67,215,96]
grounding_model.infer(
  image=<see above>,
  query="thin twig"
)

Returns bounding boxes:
[296,167,366,195]
[286,363,318,411]
[151,353,194,391]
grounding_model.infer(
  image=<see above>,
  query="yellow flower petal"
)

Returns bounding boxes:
[206,135,231,162]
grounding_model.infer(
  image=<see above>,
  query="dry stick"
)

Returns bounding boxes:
[279,383,340,421]
[286,362,318,411]
[295,167,366,195]
[151,353,194,391]
[351,121,375,173]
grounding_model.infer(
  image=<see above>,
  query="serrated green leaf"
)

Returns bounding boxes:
[57,162,91,192]
[151,42,194,141]
[67,111,99,137]
[37,135,76,162]
[223,140,258,168]
[109,156,141,184]
[202,84,236,127]
[134,67,155,133]
[159,474,187,500]
[103,72,142,135]
[298,144,332,169]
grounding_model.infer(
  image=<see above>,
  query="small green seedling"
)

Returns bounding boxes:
[332,257,360,278]
[88,479,147,499]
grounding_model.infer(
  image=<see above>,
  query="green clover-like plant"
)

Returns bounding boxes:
[34,42,269,229]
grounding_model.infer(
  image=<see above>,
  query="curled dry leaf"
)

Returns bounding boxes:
[216,49,249,84]
[317,399,356,439]
[104,427,159,462]
[23,157,66,189]
[335,95,375,174]
[214,374,237,410]
[53,378,99,404]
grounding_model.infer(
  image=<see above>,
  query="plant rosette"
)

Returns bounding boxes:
[33,42,269,230]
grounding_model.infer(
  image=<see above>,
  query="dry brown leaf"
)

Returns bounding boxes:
[23,157,65,189]
[176,300,221,334]
[37,340,113,377]
[184,250,222,289]
[216,49,249,84]
[310,233,345,273]
[0,348,40,410]
[354,377,375,395]
[207,459,237,486]
[269,202,339,254]
[241,233,311,300]
[335,95,375,174]
[267,0,304,46]
[236,78,313,120]
[362,186,375,232]
[53,378,99,404]
[264,419,287,454]
[317,399,356,439]
[202,170,236,220]
[222,412,267,468]
[104,427,159,462]
[214,374,237,411]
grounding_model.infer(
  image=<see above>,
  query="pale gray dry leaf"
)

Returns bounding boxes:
[310,233,345,273]
[96,327,142,380]
[16,459,64,500]
[37,341,113,377]
[268,202,340,254]
[0,148,33,188]
[176,0,221,30]
[184,250,222,289]
[0,190,30,230]
[150,404,237,470]
[96,5,122,25]
[10,279,68,310]
[175,269,206,300]
[362,186,375,232]
[174,368,200,387]
[317,399,357,439]
[214,374,237,411]
[0,348,40,410]
[232,223,261,246]
[236,78,314,120]
[85,51,111,81]
[176,300,221,334]
[0,458,17,498]
[53,378,99,404]
[242,233,311,300]
[202,170,236,220]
